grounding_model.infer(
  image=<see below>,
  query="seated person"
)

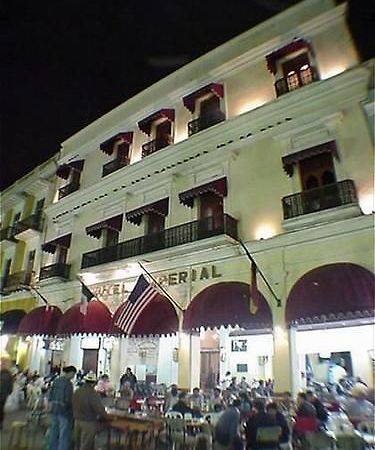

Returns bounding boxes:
[209,387,225,412]
[344,383,375,427]
[245,399,280,450]
[293,393,319,445]
[305,390,328,424]
[96,374,114,397]
[189,387,204,414]
[172,392,201,418]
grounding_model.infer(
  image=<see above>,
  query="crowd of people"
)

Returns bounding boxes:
[1,356,374,450]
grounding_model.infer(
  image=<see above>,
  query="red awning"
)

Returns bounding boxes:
[110,293,178,336]
[179,177,227,208]
[56,300,112,335]
[42,234,72,254]
[183,282,273,331]
[125,198,169,225]
[286,263,375,326]
[100,132,134,155]
[183,83,224,114]
[0,309,26,334]
[138,109,175,136]
[86,214,123,239]
[282,141,338,176]
[56,160,85,179]
[18,306,63,336]
[266,39,313,75]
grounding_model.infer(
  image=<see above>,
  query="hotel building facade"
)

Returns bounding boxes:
[1,0,374,393]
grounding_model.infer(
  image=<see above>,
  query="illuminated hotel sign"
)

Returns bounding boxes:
[92,265,222,298]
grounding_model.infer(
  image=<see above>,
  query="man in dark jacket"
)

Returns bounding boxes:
[172,392,197,417]
[0,356,14,430]
[214,399,242,450]
[120,367,137,389]
[72,371,109,450]
[48,365,77,450]
[245,399,280,450]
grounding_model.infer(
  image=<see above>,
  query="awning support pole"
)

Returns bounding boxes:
[237,239,281,308]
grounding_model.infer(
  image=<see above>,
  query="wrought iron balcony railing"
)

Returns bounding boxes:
[1,271,32,294]
[102,157,130,177]
[0,226,18,242]
[58,181,80,200]
[142,135,172,158]
[82,213,238,269]
[274,66,319,97]
[282,179,358,220]
[39,263,71,281]
[188,110,226,136]
[15,214,44,235]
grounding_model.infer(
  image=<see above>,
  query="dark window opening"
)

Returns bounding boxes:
[103,228,119,248]
[1,259,12,290]
[155,120,172,147]
[199,193,224,232]
[56,246,68,264]
[146,213,165,235]
[299,153,336,191]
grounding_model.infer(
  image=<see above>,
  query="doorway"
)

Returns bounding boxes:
[82,349,99,374]
[200,329,220,390]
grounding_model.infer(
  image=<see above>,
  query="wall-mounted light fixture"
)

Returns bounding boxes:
[172,347,179,362]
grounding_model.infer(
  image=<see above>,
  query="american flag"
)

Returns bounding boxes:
[114,274,158,334]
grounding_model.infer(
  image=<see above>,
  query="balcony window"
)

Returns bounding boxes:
[125,198,169,226]
[179,177,228,208]
[56,160,84,199]
[266,39,319,97]
[81,213,238,269]
[183,83,225,136]
[40,235,71,281]
[101,132,133,177]
[138,109,175,158]
[85,214,123,248]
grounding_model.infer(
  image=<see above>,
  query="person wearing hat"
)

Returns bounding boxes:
[344,383,374,427]
[48,365,77,450]
[72,371,109,450]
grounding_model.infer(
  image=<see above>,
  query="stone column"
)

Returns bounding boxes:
[272,305,294,393]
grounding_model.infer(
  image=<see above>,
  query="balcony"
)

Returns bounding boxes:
[282,180,359,222]
[188,110,226,136]
[58,181,80,200]
[102,157,130,177]
[14,214,44,239]
[82,213,238,269]
[39,263,71,282]
[0,226,18,249]
[1,271,32,295]
[142,135,172,158]
[274,66,319,97]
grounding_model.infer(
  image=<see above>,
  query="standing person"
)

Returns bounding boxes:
[0,355,14,430]
[266,402,290,449]
[214,399,242,450]
[72,371,109,450]
[120,367,137,389]
[48,365,77,450]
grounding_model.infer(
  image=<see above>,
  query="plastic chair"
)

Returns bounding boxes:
[165,413,185,450]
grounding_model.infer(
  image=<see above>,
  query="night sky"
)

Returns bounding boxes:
[1,0,373,191]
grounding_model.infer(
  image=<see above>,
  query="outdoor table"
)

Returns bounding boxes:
[106,409,165,450]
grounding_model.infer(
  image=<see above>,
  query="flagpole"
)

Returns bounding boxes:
[237,239,281,307]
[138,262,184,312]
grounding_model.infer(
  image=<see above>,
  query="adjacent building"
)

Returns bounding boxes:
[1,0,374,393]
